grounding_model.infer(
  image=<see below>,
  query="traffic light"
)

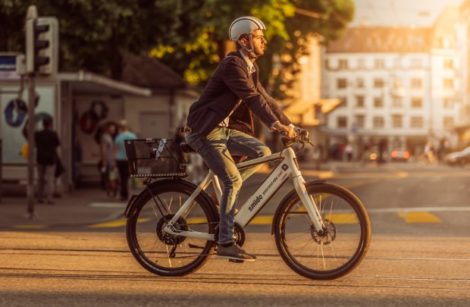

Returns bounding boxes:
[25,17,58,75]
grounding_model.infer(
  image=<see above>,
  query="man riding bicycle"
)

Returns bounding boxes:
[186,16,297,262]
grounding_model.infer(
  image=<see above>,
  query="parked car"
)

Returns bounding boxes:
[390,148,411,162]
[445,146,470,166]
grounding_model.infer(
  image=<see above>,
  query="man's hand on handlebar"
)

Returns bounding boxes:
[272,122,297,139]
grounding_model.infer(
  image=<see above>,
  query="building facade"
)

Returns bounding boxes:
[323,22,461,159]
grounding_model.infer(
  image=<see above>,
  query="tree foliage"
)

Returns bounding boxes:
[0,0,354,93]
[0,0,179,78]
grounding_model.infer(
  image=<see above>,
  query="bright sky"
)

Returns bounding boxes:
[352,0,464,27]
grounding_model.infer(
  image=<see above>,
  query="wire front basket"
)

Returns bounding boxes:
[125,138,187,178]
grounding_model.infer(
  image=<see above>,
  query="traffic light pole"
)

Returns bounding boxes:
[26,73,36,219]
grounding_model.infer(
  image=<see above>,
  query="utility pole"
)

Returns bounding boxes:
[25,5,38,219]
[23,6,59,218]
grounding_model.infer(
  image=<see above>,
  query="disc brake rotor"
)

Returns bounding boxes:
[311,219,336,245]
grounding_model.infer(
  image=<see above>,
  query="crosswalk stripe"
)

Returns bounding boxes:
[88,217,151,228]
[88,218,128,228]
[250,216,273,225]
[398,212,442,223]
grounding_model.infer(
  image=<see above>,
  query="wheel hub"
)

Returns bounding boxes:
[311,219,336,245]
[156,215,188,245]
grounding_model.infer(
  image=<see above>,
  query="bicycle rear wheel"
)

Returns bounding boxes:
[273,182,371,280]
[126,180,217,276]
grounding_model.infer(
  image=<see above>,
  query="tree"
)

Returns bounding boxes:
[150,0,295,85]
[1,0,353,89]
[0,0,180,78]
[151,0,354,95]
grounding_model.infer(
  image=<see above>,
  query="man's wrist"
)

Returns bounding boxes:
[270,120,281,130]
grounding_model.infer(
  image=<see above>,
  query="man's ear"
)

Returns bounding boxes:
[238,36,249,48]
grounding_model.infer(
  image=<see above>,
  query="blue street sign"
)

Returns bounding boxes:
[0,55,16,71]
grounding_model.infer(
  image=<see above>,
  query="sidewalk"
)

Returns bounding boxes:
[0,187,126,229]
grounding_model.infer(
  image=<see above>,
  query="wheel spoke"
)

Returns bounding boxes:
[165,245,173,268]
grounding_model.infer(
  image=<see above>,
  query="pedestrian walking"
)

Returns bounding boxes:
[34,117,60,205]
[114,120,137,201]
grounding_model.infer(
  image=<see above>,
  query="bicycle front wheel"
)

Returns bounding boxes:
[273,182,371,280]
[126,179,217,276]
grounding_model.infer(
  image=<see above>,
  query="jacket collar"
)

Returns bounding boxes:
[227,51,256,74]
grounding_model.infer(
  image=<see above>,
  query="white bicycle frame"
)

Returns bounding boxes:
[163,147,325,241]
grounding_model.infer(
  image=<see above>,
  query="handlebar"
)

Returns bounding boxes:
[280,128,314,148]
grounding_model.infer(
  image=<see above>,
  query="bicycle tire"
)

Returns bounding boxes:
[126,179,218,276]
[273,182,371,280]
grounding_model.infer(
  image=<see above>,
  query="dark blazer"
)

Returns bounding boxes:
[186,51,291,136]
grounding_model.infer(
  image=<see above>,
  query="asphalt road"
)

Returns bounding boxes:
[1,164,470,306]
[0,232,469,306]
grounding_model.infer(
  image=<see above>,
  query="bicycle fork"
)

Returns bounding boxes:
[288,159,325,232]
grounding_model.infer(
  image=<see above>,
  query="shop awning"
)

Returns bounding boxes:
[285,98,342,126]
[58,71,151,96]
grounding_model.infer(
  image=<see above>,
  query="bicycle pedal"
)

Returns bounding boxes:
[228,259,244,263]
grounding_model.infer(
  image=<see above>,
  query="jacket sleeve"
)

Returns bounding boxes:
[257,83,292,126]
[222,58,278,127]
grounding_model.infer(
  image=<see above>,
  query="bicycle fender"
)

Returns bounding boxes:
[271,179,326,234]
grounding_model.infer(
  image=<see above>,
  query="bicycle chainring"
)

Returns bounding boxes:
[213,222,246,247]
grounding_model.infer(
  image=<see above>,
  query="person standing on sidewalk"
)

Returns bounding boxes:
[34,117,60,205]
[185,16,296,262]
[99,124,116,192]
[114,120,137,201]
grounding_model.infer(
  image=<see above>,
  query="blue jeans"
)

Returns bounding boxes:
[186,127,271,245]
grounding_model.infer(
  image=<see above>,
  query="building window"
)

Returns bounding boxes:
[373,116,384,128]
[443,79,454,89]
[356,95,365,107]
[375,59,385,69]
[392,97,403,108]
[356,78,365,88]
[357,59,365,69]
[374,78,384,88]
[411,98,423,108]
[339,96,347,107]
[411,78,422,89]
[337,78,348,89]
[392,114,403,128]
[338,59,348,69]
[337,116,348,128]
[443,98,453,109]
[374,97,383,108]
[394,58,402,69]
[411,58,422,68]
[444,59,454,69]
[410,116,423,128]
[355,114,365,128]
[443,116,454,128]
[324,59,330,69]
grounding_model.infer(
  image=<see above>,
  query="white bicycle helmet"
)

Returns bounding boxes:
[229,16,266,41]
